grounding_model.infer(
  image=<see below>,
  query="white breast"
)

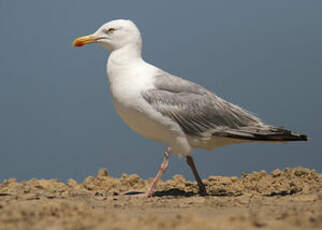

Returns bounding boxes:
[106,55,193,156]
[107,59,170,141]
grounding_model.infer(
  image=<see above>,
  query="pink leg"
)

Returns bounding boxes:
[186,156,207,196]
[126,152,169,198]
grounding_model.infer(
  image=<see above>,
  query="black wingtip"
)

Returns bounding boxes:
[289,133,308,141]
[300,134,308,141]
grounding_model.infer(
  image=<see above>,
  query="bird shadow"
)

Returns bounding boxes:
[123,188,238,198]
[154,189,196,197]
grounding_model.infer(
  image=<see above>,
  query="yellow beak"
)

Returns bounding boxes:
[73,35,99,47]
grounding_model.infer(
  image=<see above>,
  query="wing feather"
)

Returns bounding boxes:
[142,72,263,139]
[142,71,307,142]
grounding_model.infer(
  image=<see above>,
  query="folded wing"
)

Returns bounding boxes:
[142,71,307,142]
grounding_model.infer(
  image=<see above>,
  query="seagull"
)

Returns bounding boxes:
[73,19,307,197]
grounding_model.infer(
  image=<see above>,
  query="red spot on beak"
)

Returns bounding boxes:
[74,40,84,47]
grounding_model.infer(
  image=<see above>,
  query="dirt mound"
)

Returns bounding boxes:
[0,167,321,230]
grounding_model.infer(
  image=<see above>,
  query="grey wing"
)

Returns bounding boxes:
[143,71,307,142]
[142,72,264,139]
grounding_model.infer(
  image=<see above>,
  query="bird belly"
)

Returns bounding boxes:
[112,98,192,156]
[113,99,171,142]
[108,70,193,156]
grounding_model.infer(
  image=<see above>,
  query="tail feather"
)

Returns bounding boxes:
[217,127,308,142]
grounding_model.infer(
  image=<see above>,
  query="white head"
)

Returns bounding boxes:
[73,19,142,52]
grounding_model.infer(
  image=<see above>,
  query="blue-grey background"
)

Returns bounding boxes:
[1,1,321,183]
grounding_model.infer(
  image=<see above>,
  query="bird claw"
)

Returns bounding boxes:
[198,190,208,196]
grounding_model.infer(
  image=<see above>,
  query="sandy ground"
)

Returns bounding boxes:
[0,167,321,230]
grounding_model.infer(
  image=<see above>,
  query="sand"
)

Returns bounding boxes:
[0,167,321,230]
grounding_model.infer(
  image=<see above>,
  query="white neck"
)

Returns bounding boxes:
[109,43,142,63]
[107,44,144,83]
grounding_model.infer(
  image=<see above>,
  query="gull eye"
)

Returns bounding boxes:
[106,28,115,33]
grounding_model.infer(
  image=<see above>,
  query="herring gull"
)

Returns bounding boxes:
[73,19,307,197]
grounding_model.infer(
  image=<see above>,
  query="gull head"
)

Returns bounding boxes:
[73,19,142,52]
